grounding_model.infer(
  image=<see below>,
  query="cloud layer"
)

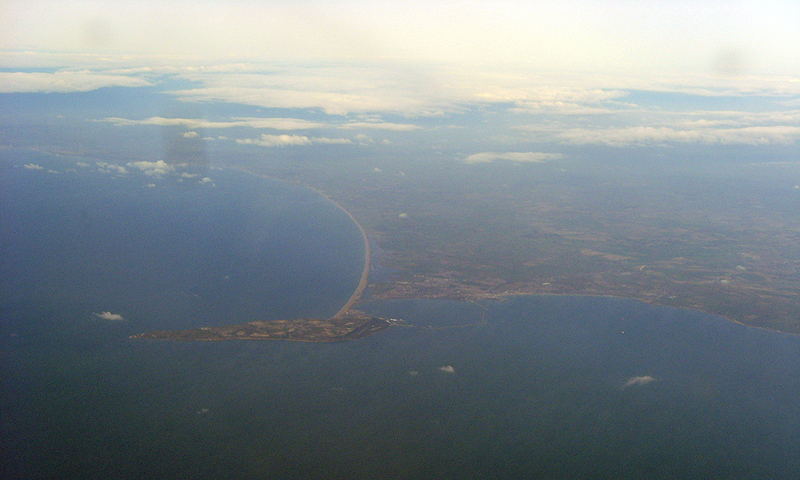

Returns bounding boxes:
[4,1,798,80]
[463,152,563,164]
[236,134,351,147]
[558,125,800,147]
[103,116,326,130]
[0,71,151,93]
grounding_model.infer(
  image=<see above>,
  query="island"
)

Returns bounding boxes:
[130,310,391,342]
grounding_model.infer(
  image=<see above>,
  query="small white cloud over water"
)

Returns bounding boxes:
[24,163,43,170]
[96,162,128,174]
[199,177,214,185]
[183,131,198,138]
[439,365,455,374]
[94,311,125,321]
[622,375,656,388]
[398,213,409,219]
[127,160,174,176]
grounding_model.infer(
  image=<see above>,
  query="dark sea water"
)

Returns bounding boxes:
[3,151,800,479]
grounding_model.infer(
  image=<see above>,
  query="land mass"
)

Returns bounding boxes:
[113,155,800,338]
[243,157,800,335]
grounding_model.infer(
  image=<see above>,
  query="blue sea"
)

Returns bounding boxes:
[3,151,800,479]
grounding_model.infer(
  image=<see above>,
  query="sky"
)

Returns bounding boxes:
[1,0,800,158]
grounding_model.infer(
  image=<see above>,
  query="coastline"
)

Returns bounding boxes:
[379,287,800,336]
[312,189,370,318]
[233,167,370,318]
[229,167,798,336]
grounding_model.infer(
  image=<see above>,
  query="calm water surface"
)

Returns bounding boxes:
[3,151,800,479]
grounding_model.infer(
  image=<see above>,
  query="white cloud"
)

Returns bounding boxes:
[236,134,351,147]
[76,161,90,167]
[311,137,352,144]
[438,365,456,373]
[340,122,422,131]
[622,376,656,388]
[102,116,325,130]
[23,163,43,170]
[199,177,214,185]
[182,131,198,138]
[127,160,175,176]
[94,311,125,321]
[463,152,563,164]
[165,66,587,117]
[96,162,128,174]
[161,61,800,119]
[558,125,800,146]
[180,172,198,178]
[0,71,151,93]
[237,134,311,147]
[510,88,631,115]
[398,213,409,219]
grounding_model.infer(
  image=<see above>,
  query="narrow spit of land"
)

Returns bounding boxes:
[130,169,388,343]
[313,188,371,319]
